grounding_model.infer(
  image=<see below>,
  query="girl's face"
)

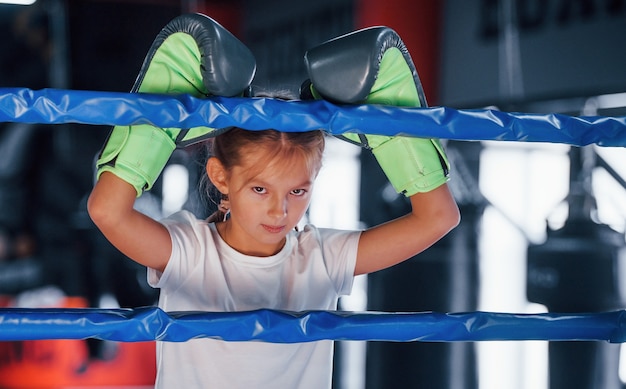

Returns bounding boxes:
[213,145,318,257]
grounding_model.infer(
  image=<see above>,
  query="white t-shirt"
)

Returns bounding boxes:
[147,210,360,388]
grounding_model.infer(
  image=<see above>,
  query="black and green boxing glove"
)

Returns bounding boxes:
[301,27,449,196]
[96,13,256,196]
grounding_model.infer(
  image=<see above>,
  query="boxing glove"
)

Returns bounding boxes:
[301,27,449,196]
[97,13,256,196]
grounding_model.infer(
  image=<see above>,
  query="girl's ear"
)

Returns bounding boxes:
[206,157,228,195]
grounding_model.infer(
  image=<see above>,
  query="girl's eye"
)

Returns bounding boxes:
[291,189,307,196]
[252,186,266,194]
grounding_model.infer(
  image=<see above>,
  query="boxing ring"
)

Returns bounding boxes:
[1,87,625,344]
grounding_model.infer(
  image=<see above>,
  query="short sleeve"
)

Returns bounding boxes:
[317,228,361,296]
[147,210,208,288]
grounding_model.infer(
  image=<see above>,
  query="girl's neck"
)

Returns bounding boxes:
[215,220,286,257]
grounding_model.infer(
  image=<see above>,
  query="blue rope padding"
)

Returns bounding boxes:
[0,88,624,147]
[1,308,625,343]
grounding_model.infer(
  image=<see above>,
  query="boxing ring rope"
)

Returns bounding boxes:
[1,88,625,147]
[1,87,625,344]
[1,308,626,343]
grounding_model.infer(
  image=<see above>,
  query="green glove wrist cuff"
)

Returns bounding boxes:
[372,136,449,196]
[97,125,175,197]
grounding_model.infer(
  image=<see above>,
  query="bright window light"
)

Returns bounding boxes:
[0,0,37,4]
[162,164,189,217]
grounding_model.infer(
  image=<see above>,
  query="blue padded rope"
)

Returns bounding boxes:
[1,308,625,343]
[0,88,624,147]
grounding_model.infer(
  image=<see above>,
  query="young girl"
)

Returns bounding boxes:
[88,13,459,389]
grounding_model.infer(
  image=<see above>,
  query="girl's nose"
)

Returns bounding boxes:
[268,196,287,219]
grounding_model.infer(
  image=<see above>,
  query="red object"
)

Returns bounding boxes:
[356,0,443,105]
[0,297,156,389]
[196,1,244,38]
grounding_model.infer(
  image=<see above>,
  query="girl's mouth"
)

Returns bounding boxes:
[262,224,285,234]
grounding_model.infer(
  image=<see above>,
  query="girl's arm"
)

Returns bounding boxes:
[87,15,256,273]
[87,171,171,273]
[354,183,460,276]
[301,27,461,276]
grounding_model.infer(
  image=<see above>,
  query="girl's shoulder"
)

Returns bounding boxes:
[160,209,216,242]
[161,209,209,226]
[295,224,362,246]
